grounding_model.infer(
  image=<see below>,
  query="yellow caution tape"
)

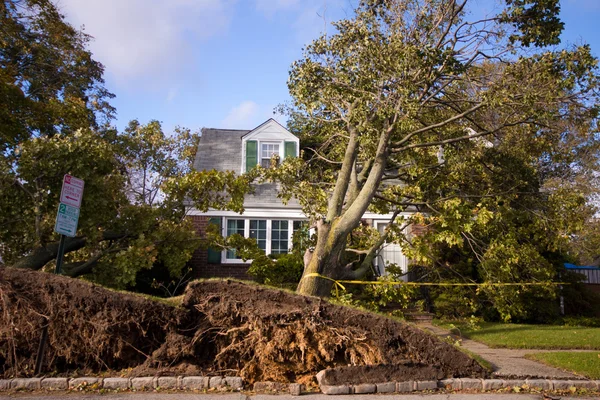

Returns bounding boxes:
[302,273,569,289]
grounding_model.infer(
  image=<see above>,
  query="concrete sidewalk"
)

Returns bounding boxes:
[420,323,597,379]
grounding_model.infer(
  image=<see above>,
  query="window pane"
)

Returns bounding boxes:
[226,219,245,259]
[261,143,280,169]
[250,219,267,252]
[271,219,289,254]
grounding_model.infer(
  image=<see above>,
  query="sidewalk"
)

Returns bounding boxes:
[420,323,596,379]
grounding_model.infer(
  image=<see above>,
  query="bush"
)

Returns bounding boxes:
[247,252,304,288]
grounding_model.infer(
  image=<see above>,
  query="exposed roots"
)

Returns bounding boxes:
[1,269,487,384]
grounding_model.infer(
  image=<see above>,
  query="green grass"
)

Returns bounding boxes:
[525,352,600,379]
[436,321,600,349]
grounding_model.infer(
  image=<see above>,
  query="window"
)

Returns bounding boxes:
[261,143,280,168]
[222,218,302,262]
[250,220,267,251]
[271,220,289,254]
[226,219,245,259]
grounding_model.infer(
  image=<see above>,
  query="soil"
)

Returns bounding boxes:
[0,268,487,385]
[318,363,446,385]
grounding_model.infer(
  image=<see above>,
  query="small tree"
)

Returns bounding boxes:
[279,0,599,297]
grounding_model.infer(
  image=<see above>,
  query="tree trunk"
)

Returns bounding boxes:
[11,232,126,271]
[296,221,348,297]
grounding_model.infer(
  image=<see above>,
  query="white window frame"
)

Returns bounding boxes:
[221,218,303,264]
[260,142,282,168]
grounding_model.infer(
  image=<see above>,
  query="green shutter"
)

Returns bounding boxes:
[207,217,222,264]
[284,141,297,159]
[246,140,258,171]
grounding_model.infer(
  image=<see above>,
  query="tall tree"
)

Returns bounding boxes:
[0,0,114,153]
[278,0,599,297]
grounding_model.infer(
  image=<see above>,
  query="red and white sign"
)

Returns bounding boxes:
[60,174,85,208]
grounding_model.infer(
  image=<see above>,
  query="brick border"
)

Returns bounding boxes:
[1,376,599,395]
[318,378,600,395]
[0,376,244,392]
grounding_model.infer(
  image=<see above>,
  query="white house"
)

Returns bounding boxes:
[187,119,411,279]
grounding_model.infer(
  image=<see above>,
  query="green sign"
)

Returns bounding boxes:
[54,202,80,237]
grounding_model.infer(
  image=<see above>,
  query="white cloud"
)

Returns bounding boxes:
[55,0,233,88]
[221,101,285,129]
[221,101,260,129]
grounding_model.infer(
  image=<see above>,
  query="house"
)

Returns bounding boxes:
[187,119,411,280]
[564,263,600,294]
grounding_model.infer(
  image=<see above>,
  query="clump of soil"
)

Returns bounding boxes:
[180,280,487,384]
[0,268,487,385]
[318,363,446,385]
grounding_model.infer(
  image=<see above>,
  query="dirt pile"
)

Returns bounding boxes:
[0,267,186,378]
[0,268,487,384]
[181,280,486,384]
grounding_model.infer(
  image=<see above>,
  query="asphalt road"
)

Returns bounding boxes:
[1,394,598,400]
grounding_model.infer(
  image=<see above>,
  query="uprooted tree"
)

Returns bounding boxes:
[273,0,600,298]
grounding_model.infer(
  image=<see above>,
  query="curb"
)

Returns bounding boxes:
[318,378,600,395]
[0,377,306,396]
[0,376,243,392]
[2,376,599,395]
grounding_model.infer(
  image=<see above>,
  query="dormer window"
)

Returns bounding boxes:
[241,119,299,173]
[261,143,280,168]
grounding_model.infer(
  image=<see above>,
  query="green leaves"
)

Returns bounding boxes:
[0,0,114,153]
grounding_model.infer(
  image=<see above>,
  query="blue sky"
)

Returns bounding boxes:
[56,0,600,134]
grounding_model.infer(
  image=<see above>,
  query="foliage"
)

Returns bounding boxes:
[560,316,600,328]
[358,265,419,312]
[525,352,600,379]
[247,253,304,288]
[277,0,600,320]
[3,121,253,289]
[246,226,311,288]
[0,0,256,287]
[0,0,114,154]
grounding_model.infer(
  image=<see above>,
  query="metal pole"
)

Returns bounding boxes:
[55,234,66,274]
[33,322,48,375]
[35,234,66,375]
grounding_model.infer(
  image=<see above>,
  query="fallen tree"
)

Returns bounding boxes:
[0,268,487,383]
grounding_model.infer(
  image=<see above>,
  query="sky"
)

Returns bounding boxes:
[54,0,600,134]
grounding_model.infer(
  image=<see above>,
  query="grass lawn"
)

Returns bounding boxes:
[436,321,600,349]
[525,352,600,379]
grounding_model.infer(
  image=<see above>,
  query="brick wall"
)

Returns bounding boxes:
[188,215,251,280]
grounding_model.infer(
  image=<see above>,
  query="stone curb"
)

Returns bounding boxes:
[1,376,598,395]
[0,376,245,392]
[318,378,600,395]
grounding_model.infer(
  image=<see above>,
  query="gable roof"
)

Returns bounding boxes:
[193,128,249,173]
[242,118,298,141]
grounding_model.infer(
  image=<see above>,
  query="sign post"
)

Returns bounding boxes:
[36,174,85,375]
[53,174,84,273]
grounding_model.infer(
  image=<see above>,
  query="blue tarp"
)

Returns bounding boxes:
[564,263,600,271]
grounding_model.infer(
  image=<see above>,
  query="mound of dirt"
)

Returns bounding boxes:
[0,267,187,378]
[1,268,487,385]
[180,280,487,384]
